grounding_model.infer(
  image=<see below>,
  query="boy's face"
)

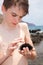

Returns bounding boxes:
[3,6,26,25]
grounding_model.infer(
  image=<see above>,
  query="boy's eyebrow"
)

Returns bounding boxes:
[11,12,26,17]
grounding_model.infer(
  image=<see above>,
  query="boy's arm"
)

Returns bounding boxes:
[0,38,21,65]
[24,23,37,59]
[19,23,37,60]
[0,52,9,65]
[0,41,18,65]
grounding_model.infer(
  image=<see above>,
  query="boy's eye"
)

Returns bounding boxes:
[20,16,23,18]
[12,14,17,17]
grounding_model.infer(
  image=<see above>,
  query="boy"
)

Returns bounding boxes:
[0,0,37,65]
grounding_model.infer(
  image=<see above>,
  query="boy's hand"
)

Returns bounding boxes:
[19,47,31,59]
[6,38,24,56]
[6,43,18,56]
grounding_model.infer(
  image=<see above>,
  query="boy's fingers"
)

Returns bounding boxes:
[26,47,31,55]
[9,42,18,47]
[10,39,24,47]
[11,38,24,45]
[11,43,18,46]
[26,47,29,52]
[9,43,18,50]
[19,50,24,55]
[23,47,28,55]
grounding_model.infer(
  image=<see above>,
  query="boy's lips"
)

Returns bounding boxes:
[12,21,17,25]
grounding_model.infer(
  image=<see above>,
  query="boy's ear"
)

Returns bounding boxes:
[2,5,6,13]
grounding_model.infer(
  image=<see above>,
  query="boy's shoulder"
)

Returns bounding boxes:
[19,22,28,32]
[19,22,28,28]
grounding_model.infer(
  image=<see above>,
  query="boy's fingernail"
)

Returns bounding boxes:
[23,47,25,50]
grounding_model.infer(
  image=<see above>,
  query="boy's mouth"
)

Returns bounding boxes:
[12,21,17,25]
